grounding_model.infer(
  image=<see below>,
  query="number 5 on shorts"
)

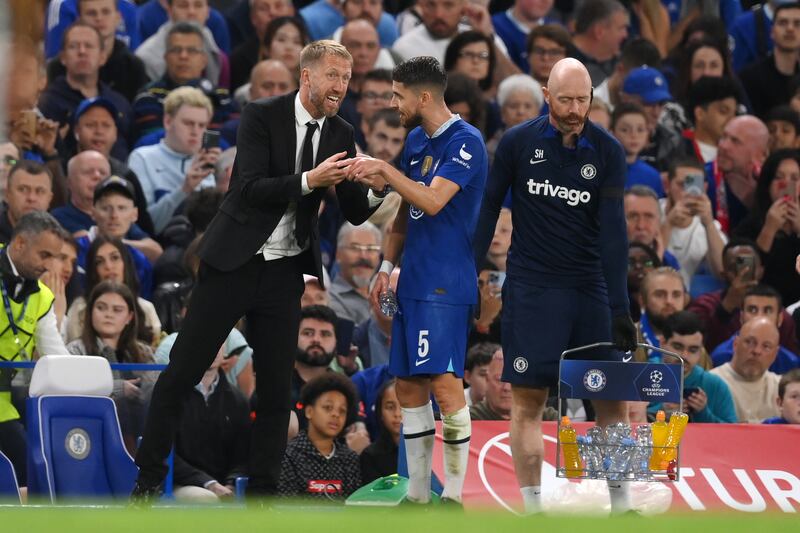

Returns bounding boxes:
[418,330,429,358]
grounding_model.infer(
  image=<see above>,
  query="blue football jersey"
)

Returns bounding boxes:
[397,116,488,305]
[485,115,628,289]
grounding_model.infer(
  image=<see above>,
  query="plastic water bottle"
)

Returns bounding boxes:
[631,425,652,479]
[607,437,635,480]
[559,416,583,478]
[379,289,398,317]
[660,411,689,467]
[649,410,668,470]
[579,435,604,477]
[586,426,606,477]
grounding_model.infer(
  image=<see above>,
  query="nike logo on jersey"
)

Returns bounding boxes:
[529,158,547,165]
[459,144,472,161]
[527,179,591,207]
[415,358,430,367]
[622,355,633,363]
[410,158,420,165]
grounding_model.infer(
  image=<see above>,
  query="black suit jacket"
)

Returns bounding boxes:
[198,91,375,280]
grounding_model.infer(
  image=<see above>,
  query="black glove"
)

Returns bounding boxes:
[611,314,637,353]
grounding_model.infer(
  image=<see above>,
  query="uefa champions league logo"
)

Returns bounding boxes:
[650,370,663,388]
[583,369,607,392]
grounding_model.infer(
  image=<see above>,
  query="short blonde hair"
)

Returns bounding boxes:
[299,39,352,70]
[163,86,213,118]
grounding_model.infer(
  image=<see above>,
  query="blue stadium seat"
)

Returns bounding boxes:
[25,356,137,502]
[0,450,21,503]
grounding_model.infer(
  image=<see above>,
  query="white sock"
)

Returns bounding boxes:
[441,406,471,502]
[607,480,632,513]
[520,486,542,514]
[402,402,435,503]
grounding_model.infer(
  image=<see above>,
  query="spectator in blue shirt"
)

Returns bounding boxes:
[136,0,231,53]
[711,285,800,374]
[491,0,558,73]
[45,0,140,59]
[611,102,665,197]
[659,310,738,423]
[763,368,800,423]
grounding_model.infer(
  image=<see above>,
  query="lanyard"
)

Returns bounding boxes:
[0,280,30,361]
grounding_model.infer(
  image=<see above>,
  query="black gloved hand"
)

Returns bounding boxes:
[611,314,637,353]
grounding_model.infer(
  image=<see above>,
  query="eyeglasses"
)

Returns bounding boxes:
[344,244,381,254]
[530,46,566,58]
[362,91,393,102]
[458,51,490,62]
[1,155,18,167]
[628,258,655,269]
[166,46,204,56]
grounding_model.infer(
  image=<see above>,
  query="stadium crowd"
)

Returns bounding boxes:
[1,0,800,503]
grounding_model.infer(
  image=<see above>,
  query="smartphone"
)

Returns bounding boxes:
[683,173,704,197]
[683,387,700,399]
[786,180,797,202]
[487,271,506,298]
[19,110,37,139]
[202,130,220,150]
[735,255,756,282]
[336,318,355,357]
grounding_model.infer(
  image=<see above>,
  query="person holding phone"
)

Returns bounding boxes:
[733,150,800,305]
[128,87,222,234]
[660,311,737,423]
[660,157,728,288]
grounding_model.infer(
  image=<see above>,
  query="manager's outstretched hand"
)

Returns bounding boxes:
[307,151,350,188]
[612,314,637,353]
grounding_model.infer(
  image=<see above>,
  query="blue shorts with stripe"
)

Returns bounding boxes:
[389,296,471,378]
[500,279,620,388]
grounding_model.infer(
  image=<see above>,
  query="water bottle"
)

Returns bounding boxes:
[660,411,689,467]
[631,425,652,479]
[607,437,635,480]
[379,289,398,317]
[559,416,583,478]
[579,435,604,477]
[586,426,606,477]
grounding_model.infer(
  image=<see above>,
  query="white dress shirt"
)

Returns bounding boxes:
[257,93,384,261]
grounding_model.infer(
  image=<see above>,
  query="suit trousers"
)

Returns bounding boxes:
[135,254,305,494]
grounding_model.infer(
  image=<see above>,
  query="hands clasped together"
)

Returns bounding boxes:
[306,152,389,192]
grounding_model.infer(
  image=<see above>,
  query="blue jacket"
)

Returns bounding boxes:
[490,10,560,73]
[45,0,141,58]
[730,8,774,72]
[300,0,398,46]
[136,0,231,53]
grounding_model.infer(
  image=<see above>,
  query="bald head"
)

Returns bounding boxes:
[547,58,592,95]
[732,316,780,380]
[67,150,109,178]
[544,59,593,141]
[66,150,110,209]
[249,59,297,101]
[718,115,770,175]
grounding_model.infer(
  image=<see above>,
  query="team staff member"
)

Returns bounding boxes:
[0,211,69,487]
[346,56,488,505]
[132,40,384,502]
[473,58,638,514]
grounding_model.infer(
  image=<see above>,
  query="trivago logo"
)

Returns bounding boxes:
[527,179,591,206]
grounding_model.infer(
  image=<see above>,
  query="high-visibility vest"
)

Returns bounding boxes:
[0,279,54,422]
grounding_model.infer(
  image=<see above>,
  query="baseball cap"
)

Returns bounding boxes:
[73,96,120,127]
[623,66,672,105]
[93,175,135,203]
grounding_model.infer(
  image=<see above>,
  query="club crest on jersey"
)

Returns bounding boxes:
[580,164,597,180]
[421,156,433,176]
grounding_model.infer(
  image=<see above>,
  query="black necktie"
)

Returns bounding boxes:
[295,121,318,247]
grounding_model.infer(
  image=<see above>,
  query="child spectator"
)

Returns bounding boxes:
[766,106,800,153]
[611,102,665,197]
[764,368,800,424]
[359,379,401,484]
[66,281,157,452]
[63,235,161,344]
[278,373,362,500]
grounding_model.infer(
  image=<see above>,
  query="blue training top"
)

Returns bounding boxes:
[397,116,488,306]
[474,115,630,316]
